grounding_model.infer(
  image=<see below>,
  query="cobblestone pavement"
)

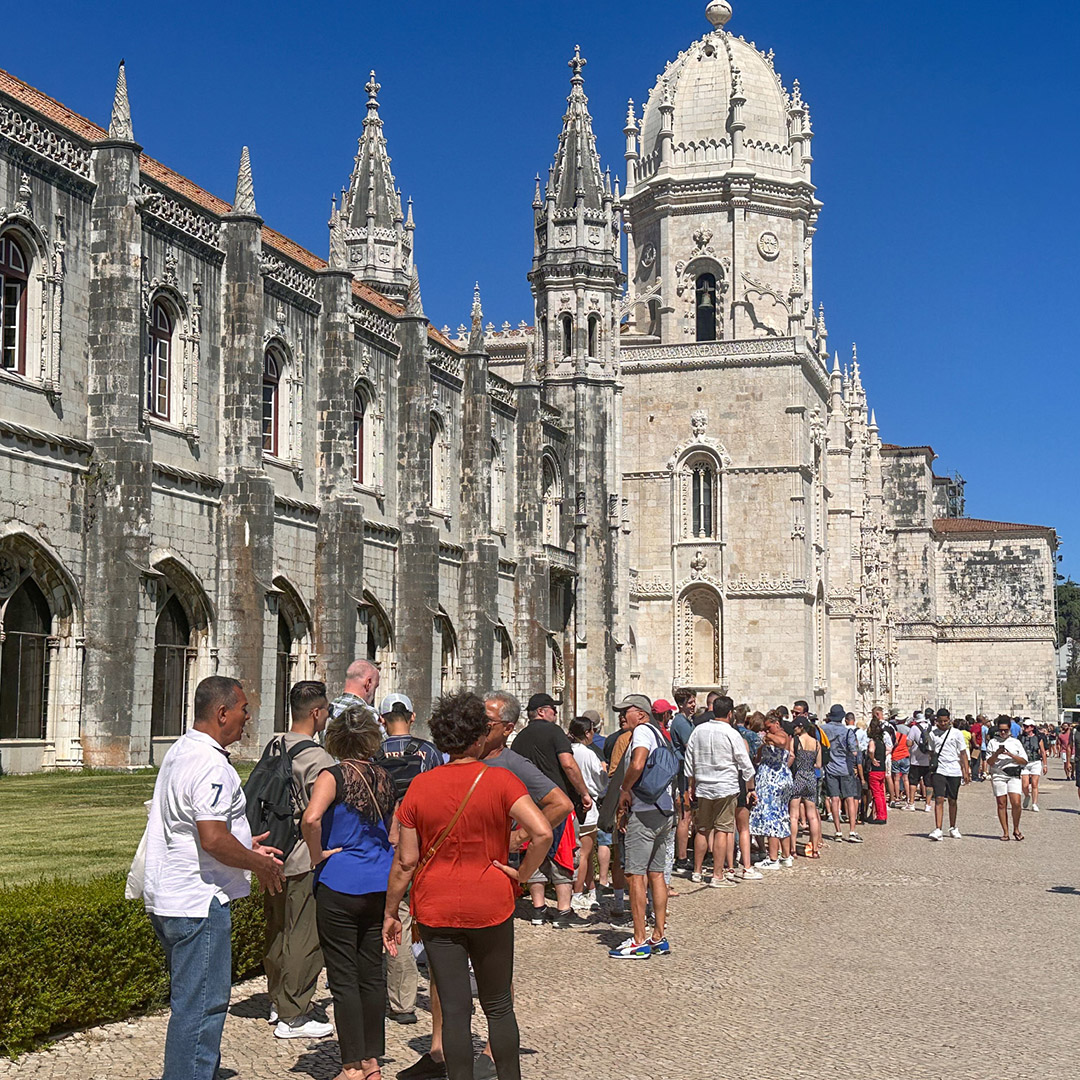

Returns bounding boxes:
[5,768,1079,1080]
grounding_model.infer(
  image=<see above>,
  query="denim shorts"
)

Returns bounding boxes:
[596,829,613,847]
[891,757,910,775]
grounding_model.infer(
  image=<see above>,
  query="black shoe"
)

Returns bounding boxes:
[529,906,547,926]
[397,1053,447,1080]
[551,909,577,929]
[387,1010,418,1025]
[674,858,691,874]
[473,1053,498,1080]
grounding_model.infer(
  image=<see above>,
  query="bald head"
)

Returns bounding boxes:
[343,659,380,704]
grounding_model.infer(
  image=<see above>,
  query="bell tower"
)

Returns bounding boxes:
[529,46,625,714]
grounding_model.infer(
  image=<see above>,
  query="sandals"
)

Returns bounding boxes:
[999,834,1010,841]
[1013,831,1025,841]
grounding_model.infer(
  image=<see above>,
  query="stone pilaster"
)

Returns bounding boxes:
[81,127,155,767]
[458,299,499,691]
[215,164,274,753]
[395,275,439,728]
[314,267,366,691]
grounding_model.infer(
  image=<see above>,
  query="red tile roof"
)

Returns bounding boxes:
[0,65,454,350]
[934,518,1055,538]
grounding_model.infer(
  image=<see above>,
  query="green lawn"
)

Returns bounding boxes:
[0,764,254,887]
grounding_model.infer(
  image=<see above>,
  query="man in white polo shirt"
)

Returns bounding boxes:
[144,676,285,1080]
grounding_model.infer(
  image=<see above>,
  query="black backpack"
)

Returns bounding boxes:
[243,737,317,859]
[372,738,428,801]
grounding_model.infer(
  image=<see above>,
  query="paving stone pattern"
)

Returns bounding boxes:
[4,770,1079,1080]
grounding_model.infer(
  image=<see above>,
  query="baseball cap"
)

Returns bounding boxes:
[1022,718,1036,726]
[581,709,602,726]
[525,692,559,713]
[652,698,675,714]
[379,693,414,716]
[614,693,653,713]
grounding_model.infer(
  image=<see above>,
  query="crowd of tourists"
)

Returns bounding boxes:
[136,667,1079,1080]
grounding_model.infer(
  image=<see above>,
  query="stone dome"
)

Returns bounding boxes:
[637,14,799,182]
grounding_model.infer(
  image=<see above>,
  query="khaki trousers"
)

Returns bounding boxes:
[385,894,417,1014]
[263,871,323,1022]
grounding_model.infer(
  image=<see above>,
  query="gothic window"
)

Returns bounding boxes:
[353,388,366,484]
[147,301,173,419]
[587,314,599,359]
[262,348,281,456]
[151,595,192,739]
[360,593,394,690]
[0,233,29,375]
[560,314,573,359]
[0,577,51,740]
[691,463,715,538]
[695,273,717,342]
[681,587,721,687]
[275,612,292,733]
[542,454,562,547]
[495,624,513,687]
[490,439,506,532]
[429,413,446,509]
[436,610,459,694]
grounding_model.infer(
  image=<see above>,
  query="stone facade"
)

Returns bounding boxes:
[0,3,1058,771]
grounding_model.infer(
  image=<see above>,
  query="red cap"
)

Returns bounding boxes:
[653,699,675,714]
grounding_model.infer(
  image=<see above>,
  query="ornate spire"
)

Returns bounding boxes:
[341,71,413,299]
[405,266,424,318]
[233,146,257,216]
[533,174,543,209]
[108,60,134,142]
[468,283,484,351]
[548,45,606,211]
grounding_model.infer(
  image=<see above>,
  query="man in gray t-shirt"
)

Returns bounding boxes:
[821,704,864,844]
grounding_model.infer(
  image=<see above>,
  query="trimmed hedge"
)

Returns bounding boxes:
[0,872,266,1057]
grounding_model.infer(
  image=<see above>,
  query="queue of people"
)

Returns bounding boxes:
[137,667,1077,1080]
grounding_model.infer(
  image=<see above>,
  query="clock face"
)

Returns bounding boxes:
[640,242,657,269]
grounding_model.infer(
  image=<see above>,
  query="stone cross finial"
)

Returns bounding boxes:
[625,98,637,129]
[366,71,381,108]
[471,282,483,329]
[569,45,587,83]
[108,60,134,142]
[233,146,257,215]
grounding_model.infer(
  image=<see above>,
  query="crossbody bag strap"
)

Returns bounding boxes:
[414,765,487,881]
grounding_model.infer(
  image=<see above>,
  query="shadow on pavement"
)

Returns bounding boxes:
[229,990,271,1019]
[1048,885,1080,896]
[1049,807,1080,814]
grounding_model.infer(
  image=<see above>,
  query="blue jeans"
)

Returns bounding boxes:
[150,898,232,1080]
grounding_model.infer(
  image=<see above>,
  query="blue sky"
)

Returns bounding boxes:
[9,0,1078,572]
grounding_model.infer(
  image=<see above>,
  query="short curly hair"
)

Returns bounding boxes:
[429,691,488,757]
[324,704,383,761]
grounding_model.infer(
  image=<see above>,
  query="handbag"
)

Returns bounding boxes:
[408,765,487,940]
[928,729,949,773]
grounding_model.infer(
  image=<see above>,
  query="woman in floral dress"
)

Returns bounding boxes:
[748,712,794,870]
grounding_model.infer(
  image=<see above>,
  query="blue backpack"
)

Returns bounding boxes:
[632,723,680,811]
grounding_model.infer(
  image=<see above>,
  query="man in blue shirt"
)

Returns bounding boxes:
[822,703,864,843]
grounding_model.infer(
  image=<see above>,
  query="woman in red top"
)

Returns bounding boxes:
[383,692,552,1080]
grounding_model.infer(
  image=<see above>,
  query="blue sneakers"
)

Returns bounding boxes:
[609,936,652,959]
[646,936,671,955]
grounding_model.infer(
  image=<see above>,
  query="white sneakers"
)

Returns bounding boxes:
[690,871,703,883]
[929,826,962,841]
[757,858,782,870]
[738,867,764,880]
[571,889,598,911]
[1031,803,1040,813]
[923,803,934,813]
[274,1016,334,1040]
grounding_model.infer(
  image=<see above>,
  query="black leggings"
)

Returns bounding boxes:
[314,884,386,1064]
[419,917,518,1080]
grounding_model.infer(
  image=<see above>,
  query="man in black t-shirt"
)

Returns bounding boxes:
[510,693,594,928]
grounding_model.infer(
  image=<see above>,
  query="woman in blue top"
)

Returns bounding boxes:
[302,705,396,1080]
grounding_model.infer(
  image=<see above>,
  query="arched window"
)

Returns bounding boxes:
[429,413,445,509]
[353,388,366,484]
[0,233,29,375]
[587,314,600,359]
[275,612,292,733]
[691,462,715,538]
[360,592,394,691]
[0,577,51,739]
[262,349,280,456]
[151,595,192,738]
[147,300,173,419]
[436,610,459,694]
[560,314,573,359]
[490,439,506,532]
[542,454,562,546]
[681,587,721,687]
[695,273,717,342]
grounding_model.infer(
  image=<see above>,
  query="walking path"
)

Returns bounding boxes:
[4,769,1078,1080]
